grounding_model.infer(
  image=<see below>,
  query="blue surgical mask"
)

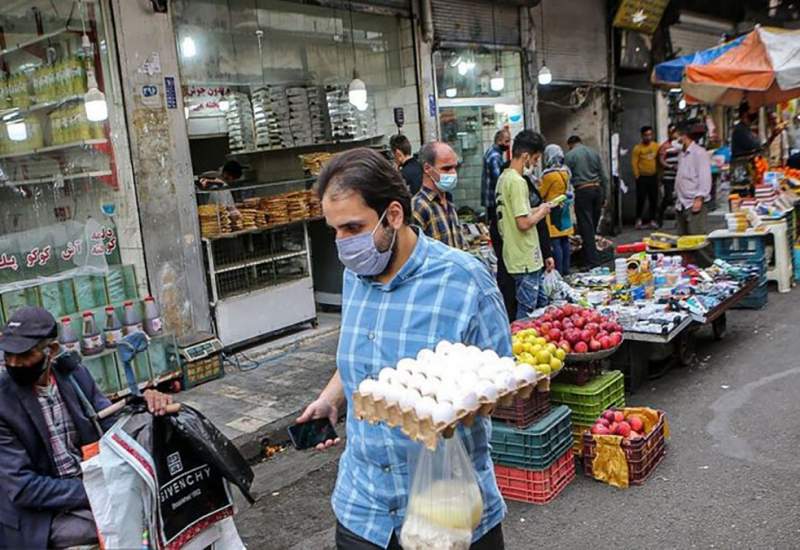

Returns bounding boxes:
[435,172,458,192]
[335,210,397,276]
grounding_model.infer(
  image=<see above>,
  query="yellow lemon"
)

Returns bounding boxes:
[534,364,551,375]
[535,337,547,347]
[555,348,566,361]
[535,350,551,365]
[549,357,562,371]
[512,342,524,355]
[520,352,534,364]
[545,343,557,355]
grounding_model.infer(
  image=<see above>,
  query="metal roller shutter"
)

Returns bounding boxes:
[432,0,521,47]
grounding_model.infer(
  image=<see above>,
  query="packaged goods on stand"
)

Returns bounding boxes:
[81,311,104,356]
[103,306,123,348]
[59,316,81,354]
[225,92,256,152]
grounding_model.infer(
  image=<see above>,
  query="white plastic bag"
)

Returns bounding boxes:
[542,270,563,300]
[400,435,483,550]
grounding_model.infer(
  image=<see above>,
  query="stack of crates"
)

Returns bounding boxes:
[490,405,575,505]
[710,233,768,309]
[549,370,626,456]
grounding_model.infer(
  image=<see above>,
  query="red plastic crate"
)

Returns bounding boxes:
[582,410,667,486]
[492,388,551,429]
[494,448,575,505]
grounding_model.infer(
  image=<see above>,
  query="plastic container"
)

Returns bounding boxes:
[549,370,626,426]
[571,422,592,456]
[122,300,144,335]
[711,234,767,261]
[80,311,104,356]
[143,295,163,336]
[182,354,224,389]
[492,388,550,429]
[583,409,667,486]
[58,316,81,354]
[490,405,573,470]
[103,306,123,348]
[494,447,575,505]
[733,282,768,310]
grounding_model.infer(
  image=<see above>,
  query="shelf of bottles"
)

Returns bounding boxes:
[0,19,114,188]
[0,265,181,397]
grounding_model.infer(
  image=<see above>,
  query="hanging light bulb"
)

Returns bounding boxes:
[181,36,197,58]
[538,65,552,85]
[457,61,469,76]
[184,106,190,119]
[6,119,27,141]
[445,87,457,98]
[218,97,230,112]
[678,98,687,110]
[84,70,108,122]
[490,67,505,92]
[349,70,367,108]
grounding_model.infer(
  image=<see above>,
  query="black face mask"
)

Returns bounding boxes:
[5,355,48,386]
[498,144,509,152]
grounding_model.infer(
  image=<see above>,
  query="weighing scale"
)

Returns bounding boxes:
[175,332,225,389]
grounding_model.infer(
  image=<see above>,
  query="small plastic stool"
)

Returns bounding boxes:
[765,222,793,293]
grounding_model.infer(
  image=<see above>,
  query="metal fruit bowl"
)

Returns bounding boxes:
[564,342,623,364]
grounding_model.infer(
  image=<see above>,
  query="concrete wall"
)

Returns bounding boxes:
[110,0,211,335]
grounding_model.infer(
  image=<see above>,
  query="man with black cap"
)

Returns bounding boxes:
[0,306,173,549]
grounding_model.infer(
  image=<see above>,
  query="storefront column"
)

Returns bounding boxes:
[521,5,540,132]
[109,1,211,335]
[412,0,439,143]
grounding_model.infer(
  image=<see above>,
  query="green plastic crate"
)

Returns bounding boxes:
[106,265,138,303]
[550,370,626,425]
[490,405,573,470]
[74,275,107,310]
[84,352,123,395]
[39,279,78,318]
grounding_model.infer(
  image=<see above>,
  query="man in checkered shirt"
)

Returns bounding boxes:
[297,148,510,549]
[0,307,173,549]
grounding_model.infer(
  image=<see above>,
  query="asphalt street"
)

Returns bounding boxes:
[233,285,800,550]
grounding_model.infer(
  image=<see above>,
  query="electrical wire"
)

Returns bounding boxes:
[221,341,303,373]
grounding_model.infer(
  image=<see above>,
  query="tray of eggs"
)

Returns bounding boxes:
[353,341,549,450]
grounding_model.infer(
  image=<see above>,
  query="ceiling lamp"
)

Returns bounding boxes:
[6,119,27,141]
[445,87,457,98]
[79,2,107,122]
[181,36,197,58]
[218,96,230,112]
[347,2,368,109]
[537,65,552,85]
[490,68,505,92]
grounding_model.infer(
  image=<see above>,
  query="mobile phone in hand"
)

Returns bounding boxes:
[287,418,338,450]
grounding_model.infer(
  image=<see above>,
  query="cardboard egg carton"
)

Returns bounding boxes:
[353,377,550,450]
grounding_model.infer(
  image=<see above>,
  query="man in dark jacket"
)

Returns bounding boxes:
[0,307,172,549]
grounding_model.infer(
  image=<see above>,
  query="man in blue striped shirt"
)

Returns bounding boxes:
[297,148,510,549]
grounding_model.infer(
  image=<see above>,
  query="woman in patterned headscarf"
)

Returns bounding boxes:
[539,144,574,274]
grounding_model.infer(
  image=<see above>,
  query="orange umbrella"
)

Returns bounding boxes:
[682,26,800,108]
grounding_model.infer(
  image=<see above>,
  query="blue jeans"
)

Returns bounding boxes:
[512,270,546,320]
[551,237,571,275]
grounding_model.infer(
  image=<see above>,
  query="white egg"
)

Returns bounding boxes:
[416,349,435,364]
[457,372,480,391]
[452,389,479,411]
[378,367,396,384]
[431,402,457,425]
[414,396,437,419]
[392,369,411,388]
[435,385,457,405]
[514,364,538,384]
[478,365,498,380]
[372,381,389,400]
[498,357,517,371]
[481,349,500,364]
[492,371,517,392]
[419,379,438,398]
[407,373,427,391]
[451,342,468,355]
[383,384,403,405]
[358,379,378,396]
[475,379,498,401]
[396,358,417,374]
[435,341,453,356]
[399,388,422,410]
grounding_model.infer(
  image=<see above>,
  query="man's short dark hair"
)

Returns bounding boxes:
[641,125,653,134]
[738,101,751,118]
[511,130,545,158]
[389,134,412,156]
[567,135,581,146]
[316,148,412,224]
[222,160,243,180]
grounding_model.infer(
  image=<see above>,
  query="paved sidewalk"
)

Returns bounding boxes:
[177,316,339,460]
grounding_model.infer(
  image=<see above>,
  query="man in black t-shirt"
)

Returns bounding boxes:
[389,134,422,195]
